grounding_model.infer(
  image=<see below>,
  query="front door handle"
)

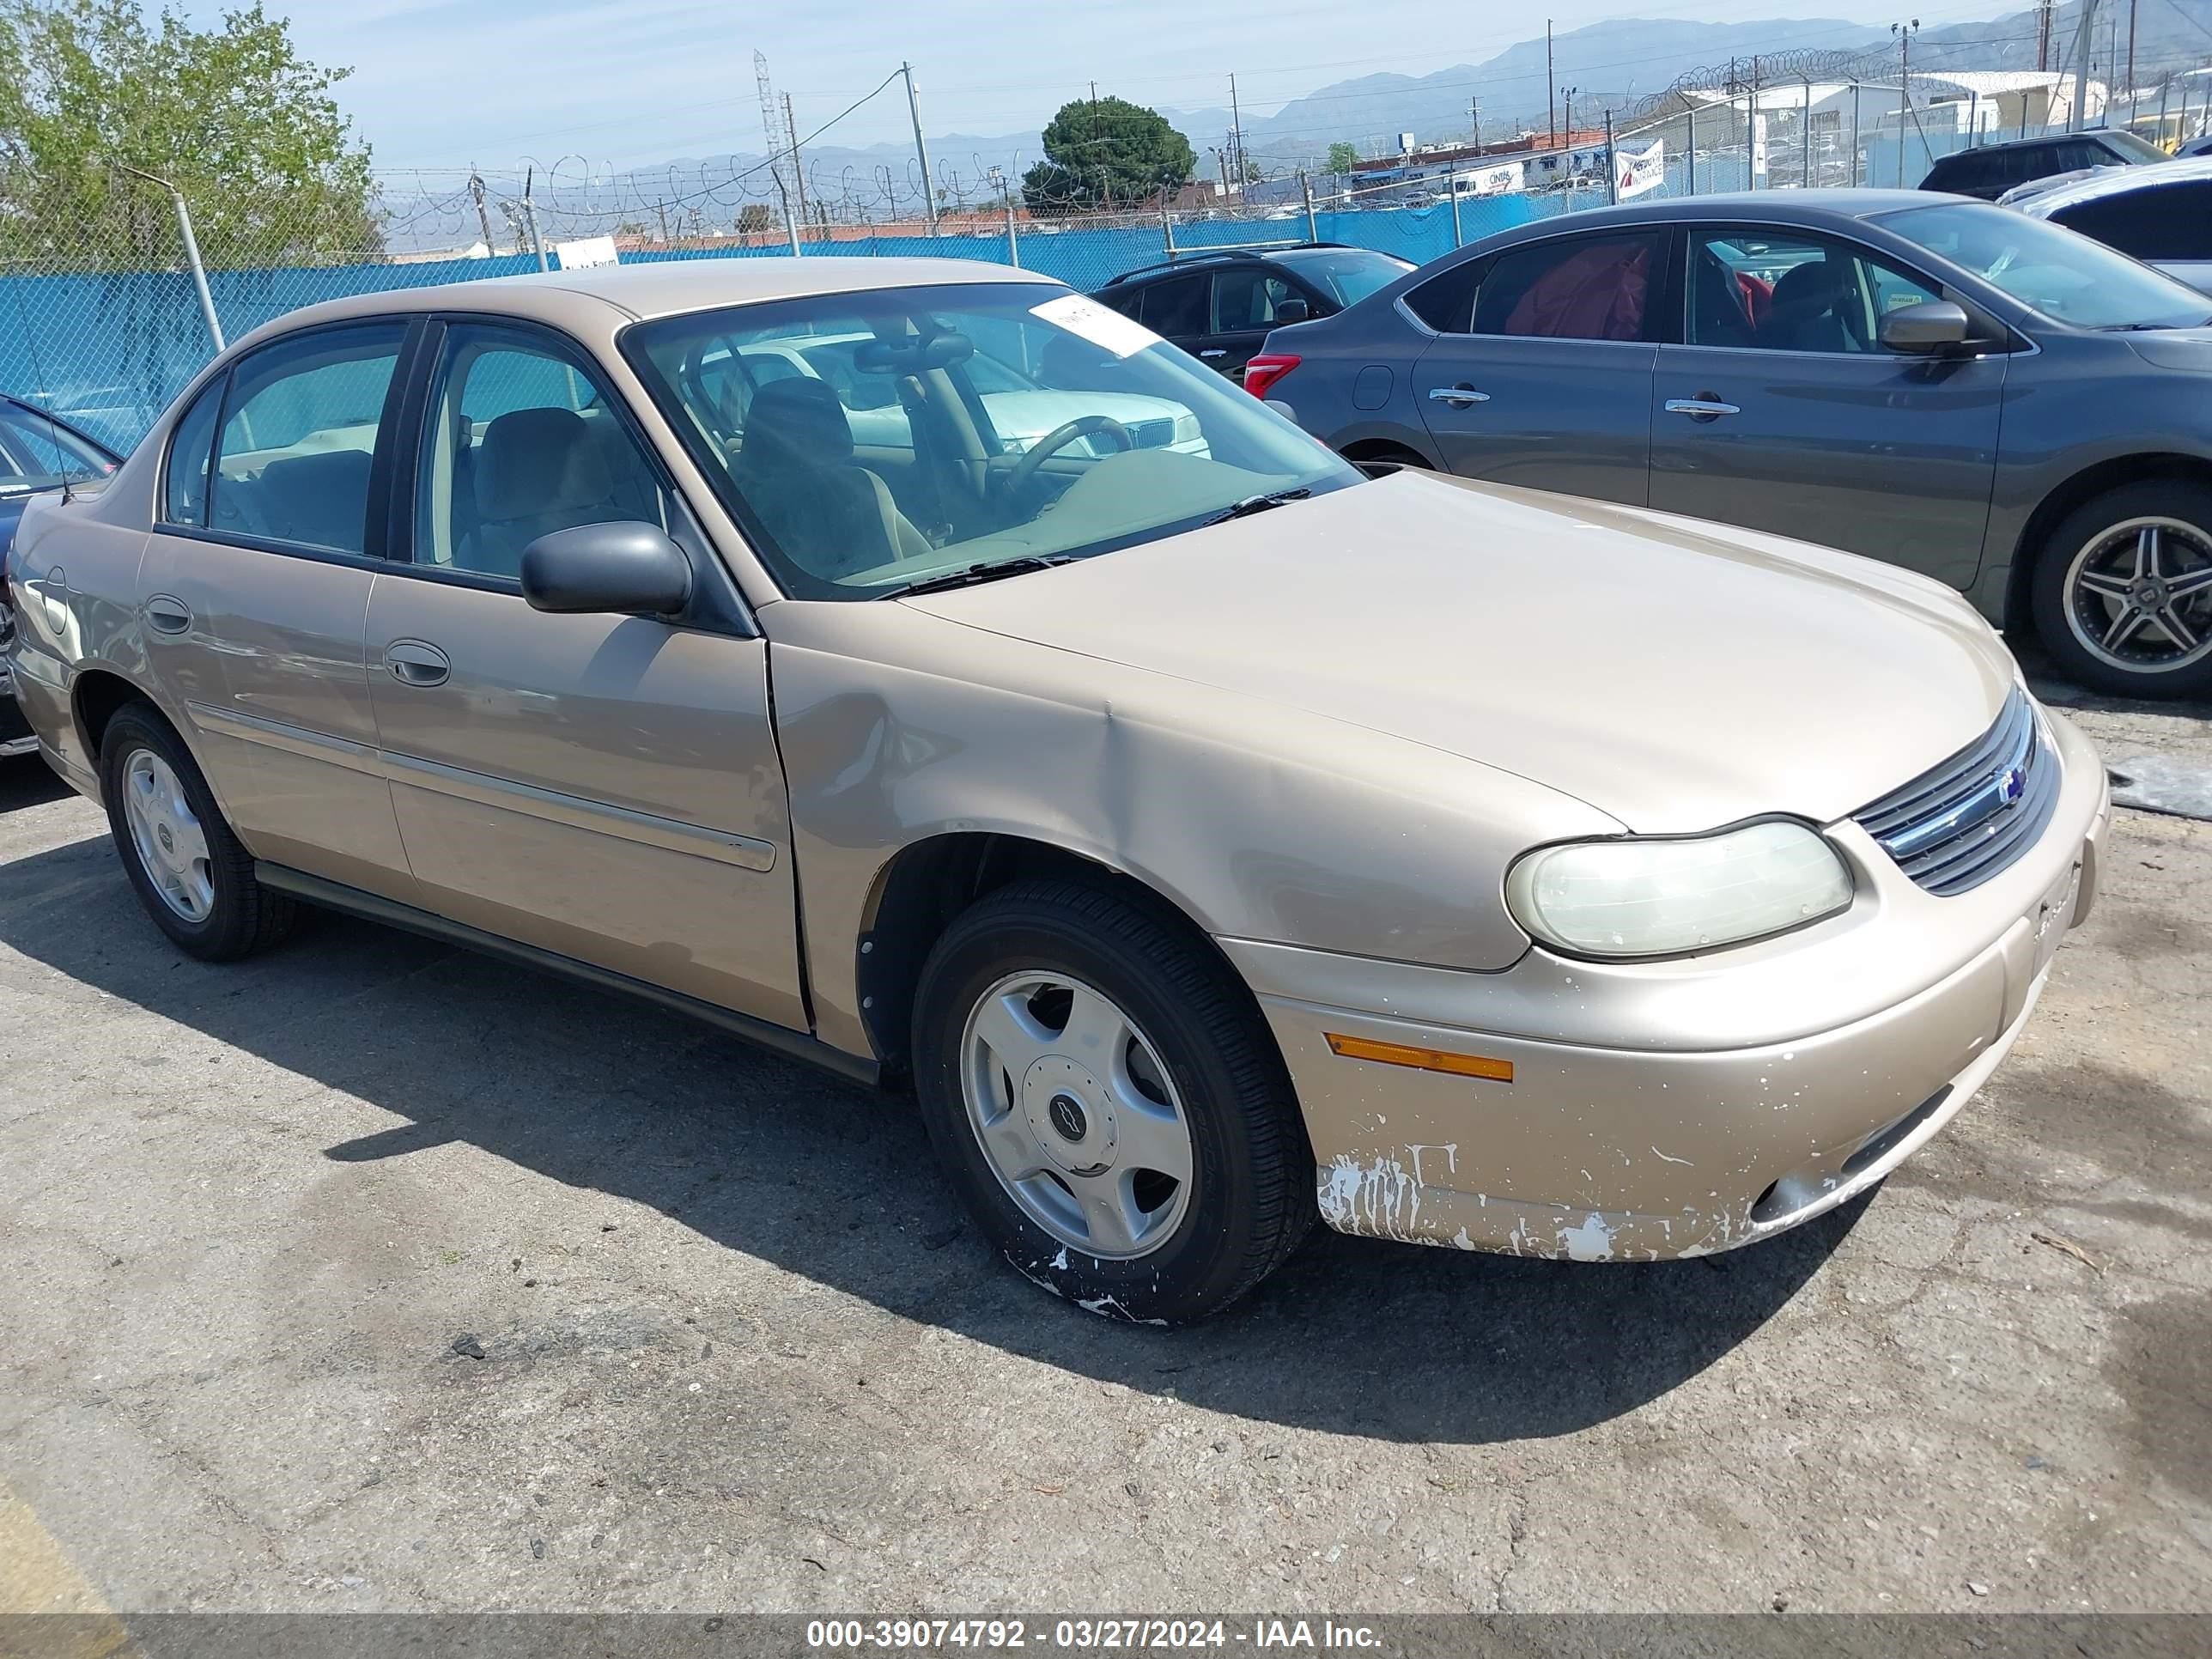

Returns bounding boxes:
[146,595,192,635]
[1427,384,1491,406]
[383,640,450,688]
[1199,349,1228,359]
[1665,396,1742,420]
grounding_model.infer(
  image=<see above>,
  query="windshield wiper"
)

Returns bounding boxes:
[876,555,1076,599]
[2097,319,2206,332]
[1200,487,1312,528]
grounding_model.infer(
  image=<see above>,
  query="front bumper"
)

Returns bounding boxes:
[1226,710,2112,1262]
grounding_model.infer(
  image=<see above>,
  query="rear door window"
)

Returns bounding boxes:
[1138,274,1210,337]
[1470,232,1666,342]
[2058,181,2212,260]
[210,324,406,555]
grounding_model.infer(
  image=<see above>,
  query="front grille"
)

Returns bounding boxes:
[1852,688,2059,896]
[1124,417,1176,449]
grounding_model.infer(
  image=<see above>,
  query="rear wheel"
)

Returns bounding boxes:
[910,878,1312,1324]
[99,702,294,961]
[2031,482,2212,699]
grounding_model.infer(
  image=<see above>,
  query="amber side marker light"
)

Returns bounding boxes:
[1324,1033,1514,1082]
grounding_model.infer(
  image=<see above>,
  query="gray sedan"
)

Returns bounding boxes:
[1251,190,2212,699]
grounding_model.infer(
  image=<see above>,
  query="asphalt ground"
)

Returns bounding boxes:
[1,674,2208,1619]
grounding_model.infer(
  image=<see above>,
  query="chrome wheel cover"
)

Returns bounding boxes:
[120,748,215,921]
[2063,516,2212,677]
[959,971,1194,1261]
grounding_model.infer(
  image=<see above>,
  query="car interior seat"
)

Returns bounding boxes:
[729,377,932,582]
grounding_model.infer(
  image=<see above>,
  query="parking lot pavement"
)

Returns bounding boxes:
[1,692,2208,1619]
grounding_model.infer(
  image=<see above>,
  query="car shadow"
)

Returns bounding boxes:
[0,830,1869,1446]
[0,756,75,811]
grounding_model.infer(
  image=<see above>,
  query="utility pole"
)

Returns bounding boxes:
[1604,109,1618,204]
[2038,0,2052,72]
[1803,74,1814,185]
[1299,167,1318,243]
[2127,0,2137,96]
[654,199,670,243]
[1230,73,1245,193]
[1747,58,1760,189]
[468,169,495,252]
[1470,96,1480,152]
[757,51,801,254]
[1563,85,1577,148]
[1547,20,1556,146]
[782,93,811,241]
[520,166,548,270]
[2064,0,2099,131]
[1893,22,1917,184]
[902,62,939,238]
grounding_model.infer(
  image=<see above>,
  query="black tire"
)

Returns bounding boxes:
[911,878,1313,1325]
[99,702,295,961]
[2030,481,2212,701]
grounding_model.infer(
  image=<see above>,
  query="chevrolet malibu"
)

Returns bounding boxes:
[4,259,2109,1323]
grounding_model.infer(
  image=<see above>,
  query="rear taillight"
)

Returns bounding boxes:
[1242,354,1301,400]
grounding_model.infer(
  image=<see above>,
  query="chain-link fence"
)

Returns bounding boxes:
[3,77,2204,458]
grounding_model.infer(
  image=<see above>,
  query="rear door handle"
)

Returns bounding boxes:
[1665,397,1741,419]
[1199,349,1228,358]
[146,595,192,635]
[383,640,450,688]
[1427,384,1491,406]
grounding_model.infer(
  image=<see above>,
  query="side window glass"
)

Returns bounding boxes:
[1471,233,1662,341]
[2059,191,2170,259]
[1689,232,1885,352]
[1403,260,1483,332]
[416,327,668,580]
[211,324,404,554]
[1211,268,1293,330]
[1139,274,1209,337]
[161,378,224,526]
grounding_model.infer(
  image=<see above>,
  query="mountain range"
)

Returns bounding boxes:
[431,3,2212,247]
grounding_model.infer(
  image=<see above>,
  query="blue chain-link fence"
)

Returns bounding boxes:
[0,165,1734,455]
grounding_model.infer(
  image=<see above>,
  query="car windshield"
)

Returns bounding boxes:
[2100,128,2172,163]
[0,401,115,496]
[1874,200,2212,330]
[1272,247,1415,307]
[626,281,1359,600]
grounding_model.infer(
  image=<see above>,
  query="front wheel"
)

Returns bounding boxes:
[2031,482,2212,699]
[910,878,1312,1324]
[99,702,295,961]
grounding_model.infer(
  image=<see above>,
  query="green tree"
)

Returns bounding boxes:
[0,0,379,268]
[1326,141,1358,173]
[1021,94,1194,215]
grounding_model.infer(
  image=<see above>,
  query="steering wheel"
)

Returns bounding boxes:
[1000,416,1133,499]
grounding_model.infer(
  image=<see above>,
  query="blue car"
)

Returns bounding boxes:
[1,394,120,757]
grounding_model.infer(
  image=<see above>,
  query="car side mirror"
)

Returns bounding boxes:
[519,520,692,617]
[1878,300,1973,354]
[1275,297,1311,324]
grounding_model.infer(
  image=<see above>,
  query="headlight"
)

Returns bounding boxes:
[1504,820,1852,959]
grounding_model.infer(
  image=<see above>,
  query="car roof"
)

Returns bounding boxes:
[1467,188,1967,234]
[1097,243,1369,287]
[1929,131,2122,160]
[2009,153,2212,214]
[224,256,1061,352]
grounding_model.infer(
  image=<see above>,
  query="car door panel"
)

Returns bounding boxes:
[375,317,805,1029]
[1650,229,2004,590]
[363,577,803,1027]
[1410,229,1668,506]
[141,325,418,899]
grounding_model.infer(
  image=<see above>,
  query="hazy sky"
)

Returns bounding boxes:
[241,0,2024,171]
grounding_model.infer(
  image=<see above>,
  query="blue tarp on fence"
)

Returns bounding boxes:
[0,189,1547,453]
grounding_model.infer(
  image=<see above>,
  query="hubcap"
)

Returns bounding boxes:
[959,972,1194,1261]
[120,748,215,922]
[2063,517,2212,676]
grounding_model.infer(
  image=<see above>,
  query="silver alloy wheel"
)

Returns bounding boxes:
[120,747,215,922]
[959,970,1194,1261]
[2063,516,2212,676]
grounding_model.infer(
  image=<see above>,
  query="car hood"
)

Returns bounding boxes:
[2127,325,2212,368]
[905,471,2017,833]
